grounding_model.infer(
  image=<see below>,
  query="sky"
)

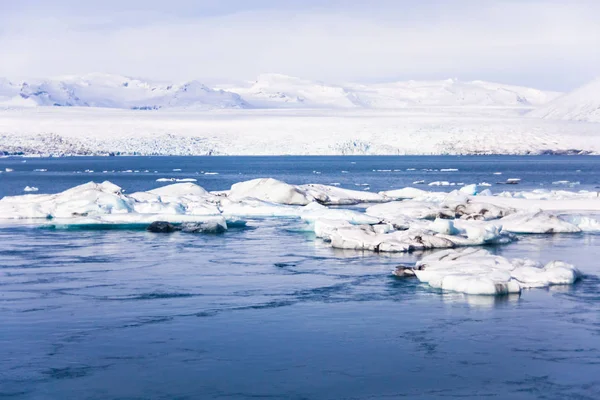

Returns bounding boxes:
[1,0,599,91]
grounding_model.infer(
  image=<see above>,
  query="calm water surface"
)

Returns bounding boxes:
[1,156,599,399]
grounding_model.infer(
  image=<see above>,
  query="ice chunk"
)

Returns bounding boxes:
[156,178,198,182]
[566,215,600,232]
[147,182,210,197]
[379,187,434,200]
[366,201,440,220]
[300,183,386,205]
[459,184,479,195]
[23,186,39,192]
[412,248,579,295]
[499,211,580,233]
[228,178,312,205]
[428,218,458,235]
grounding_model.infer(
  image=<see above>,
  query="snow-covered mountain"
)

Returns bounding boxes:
[528,77,600,122]
[0,73,249,110]
[223,73,561,109]
[0,73,561,111]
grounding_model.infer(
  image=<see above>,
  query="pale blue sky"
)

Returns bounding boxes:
[1,0,599,90]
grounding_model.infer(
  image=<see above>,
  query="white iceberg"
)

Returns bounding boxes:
[411,248,579,295]
[227,178,312,205]
[300,183,386,205]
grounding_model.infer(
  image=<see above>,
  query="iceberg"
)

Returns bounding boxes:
[299,183,386,205]
[409,248,579,295]
[227,178,312,205]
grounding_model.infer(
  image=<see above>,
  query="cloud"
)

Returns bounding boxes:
[1,0,599,90]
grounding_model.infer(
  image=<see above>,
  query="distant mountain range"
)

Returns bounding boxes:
[528,77,600,122]
[0,73,564,111]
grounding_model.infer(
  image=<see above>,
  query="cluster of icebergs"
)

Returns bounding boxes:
[1,178,596,296]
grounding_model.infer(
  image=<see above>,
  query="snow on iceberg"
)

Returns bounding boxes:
[300,183,386,205]
[408,248,580,295]
[228,178,312,205]
[497,211,581,233]
[0,181,225,230]
[313,217,512,253]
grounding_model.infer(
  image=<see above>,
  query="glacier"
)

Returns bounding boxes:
[0,72,599,156]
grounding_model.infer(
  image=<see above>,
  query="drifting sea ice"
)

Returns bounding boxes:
[156,178,198,182]
[406,248,580,295]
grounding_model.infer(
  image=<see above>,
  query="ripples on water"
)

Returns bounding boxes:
[1,156,600,399]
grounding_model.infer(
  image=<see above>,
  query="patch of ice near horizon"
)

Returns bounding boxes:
[156,178,198,182]
[23,186,39,192]
[413,248,580,295]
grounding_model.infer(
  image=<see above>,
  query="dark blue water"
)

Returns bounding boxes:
[1,155,599,197]
[1,156,600,399]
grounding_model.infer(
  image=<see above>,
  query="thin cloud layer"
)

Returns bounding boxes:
[1,0,599,90]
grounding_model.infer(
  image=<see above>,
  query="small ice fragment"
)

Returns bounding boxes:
[23,186,39,192]
[5,168,13,172]
[428,181,451,186]
[34,169,47,172]
[330,182,341,186]
[313,171,321,174]
[406,168,416,171]
[204,172,219,175]
[341,171,349,173]
[173,168,182,172]
[440,168,458,172]
[493,172,502,175]
[478,182,492,187]
[156,178,198,182]
[413,180,425,184]
[506,178,521,184]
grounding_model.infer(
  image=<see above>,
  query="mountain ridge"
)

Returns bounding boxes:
[0,73,562,111]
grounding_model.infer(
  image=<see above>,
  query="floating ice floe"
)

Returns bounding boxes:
[396,248,580,295]
[440,168,459,172]
[5,168,13,172]
[227,178,312,205]
[0,181,225,231]
[34,168,47,172]
[23,186,39,192]
[552,180,580,186]
[313,217,512,253]
[300,183,386,205]
[156,178,198,182]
